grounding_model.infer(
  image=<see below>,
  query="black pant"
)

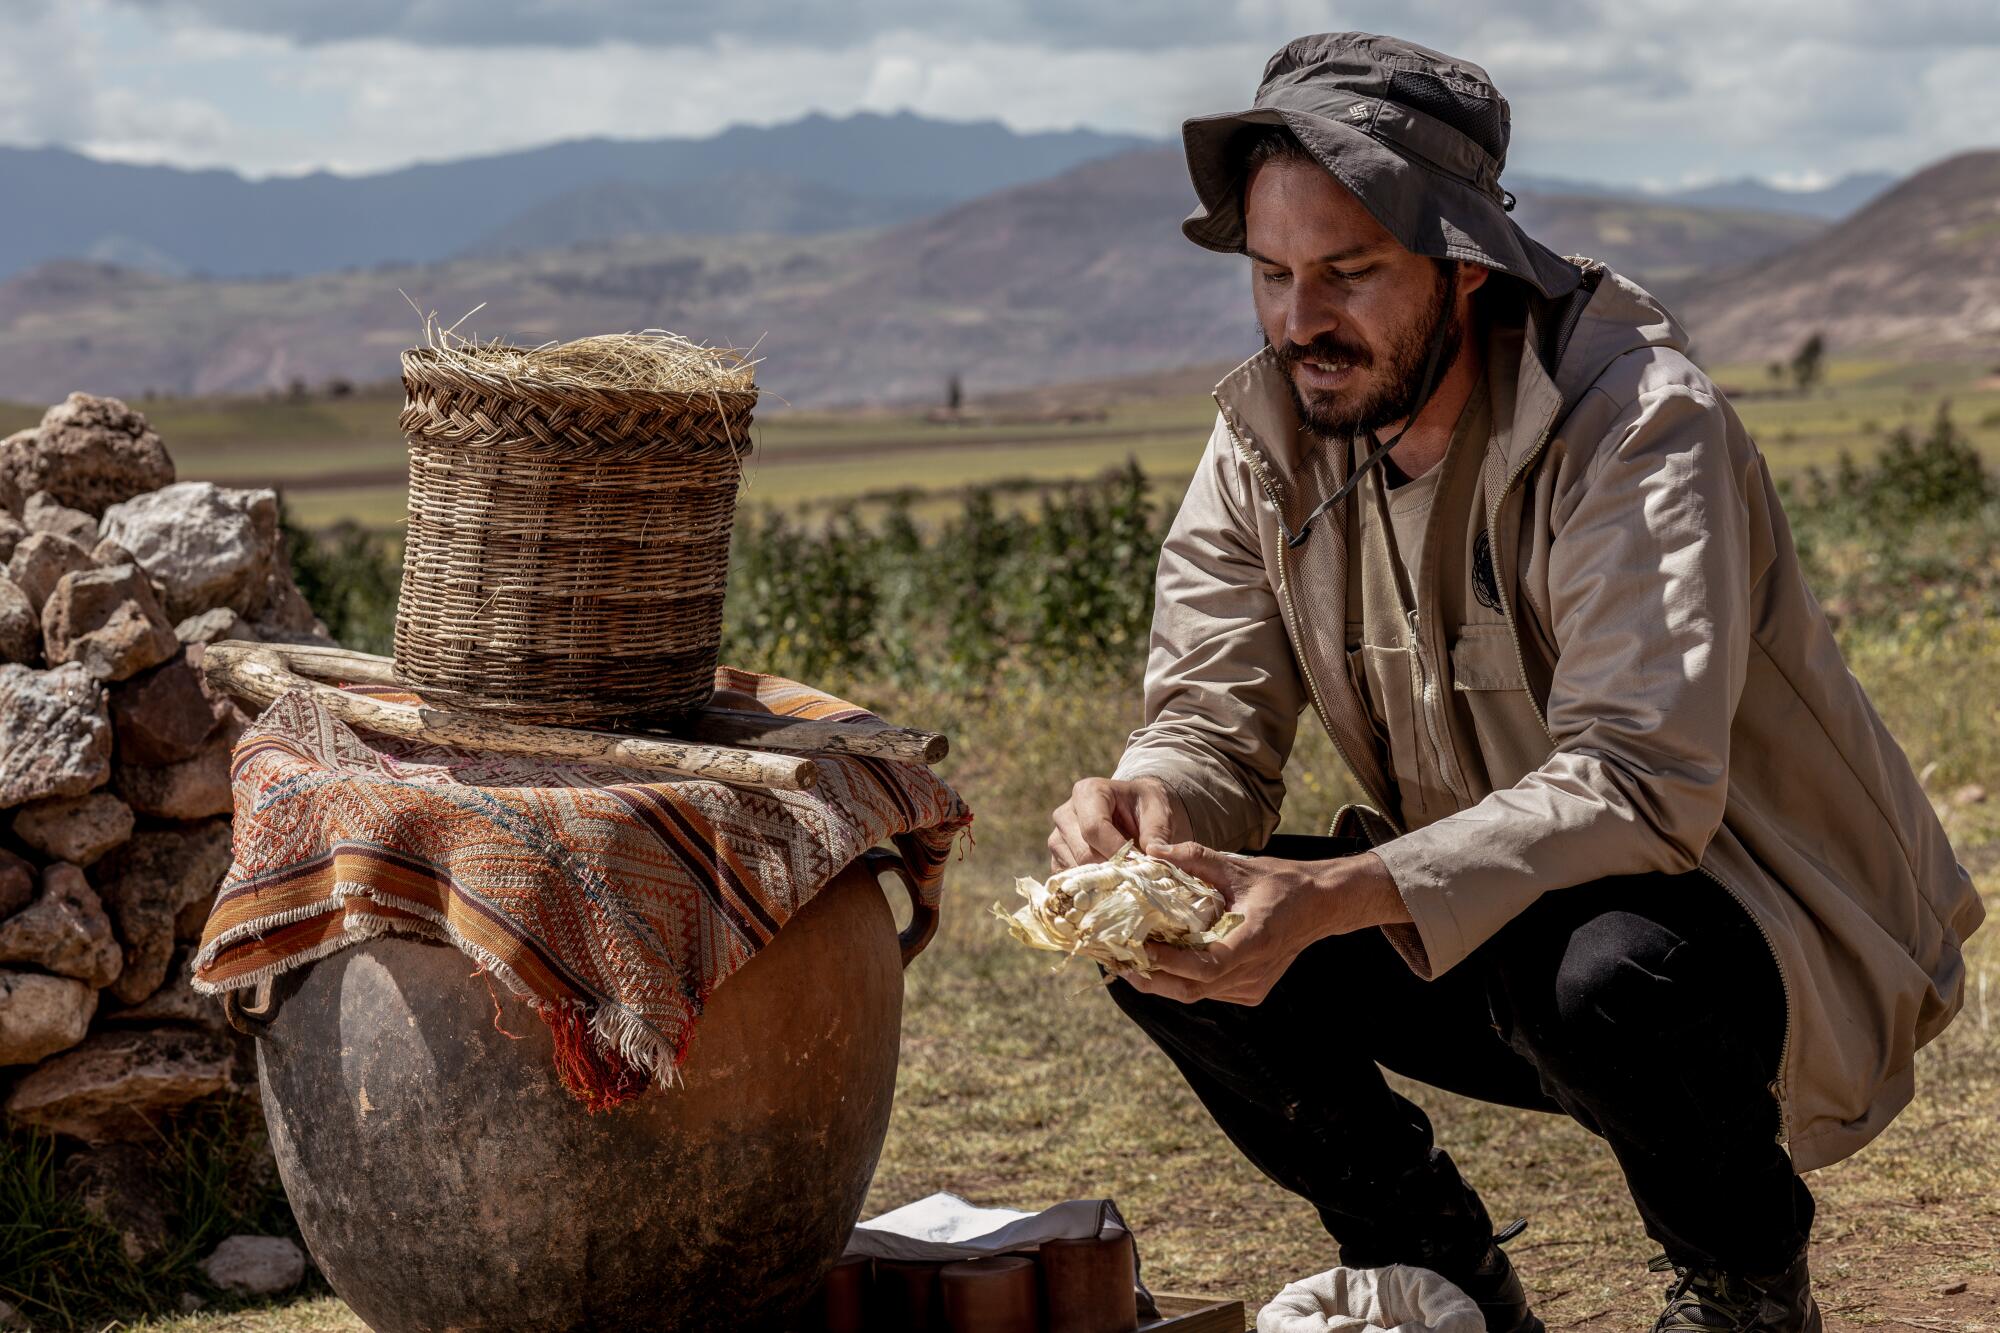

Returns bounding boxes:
[1107,834,1814,1276]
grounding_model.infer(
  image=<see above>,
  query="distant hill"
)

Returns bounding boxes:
[1666,171,1896,219]
[1507,193,1824,307]
[0,146,1917,408]
[1509,170,1897,220]
[1680,151,2000,364]
[460,172,948,257]
[0,112,1154,281]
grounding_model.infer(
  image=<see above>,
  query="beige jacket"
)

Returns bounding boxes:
[1114,261,1984,1171]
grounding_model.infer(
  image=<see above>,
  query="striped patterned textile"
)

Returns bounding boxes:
[192,667,973,1108]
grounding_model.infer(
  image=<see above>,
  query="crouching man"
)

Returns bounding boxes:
[1051,33,1983,1333]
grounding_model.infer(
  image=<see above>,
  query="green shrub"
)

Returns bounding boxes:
[278,498,402,656]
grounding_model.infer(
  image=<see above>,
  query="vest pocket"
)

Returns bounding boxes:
[1450,625,1551,787]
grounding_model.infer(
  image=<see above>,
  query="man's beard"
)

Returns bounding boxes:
[1268,264,1460,439]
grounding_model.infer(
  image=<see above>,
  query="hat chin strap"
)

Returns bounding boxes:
[1282,280,1458,551]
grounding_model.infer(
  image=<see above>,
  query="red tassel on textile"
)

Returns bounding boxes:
[541,1003,650,1112]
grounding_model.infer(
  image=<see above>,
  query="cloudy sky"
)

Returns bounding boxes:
[3,0,1997,189]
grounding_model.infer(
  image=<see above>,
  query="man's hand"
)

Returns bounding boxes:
[1115,842,1411,1005]
[1049,777,1188,871]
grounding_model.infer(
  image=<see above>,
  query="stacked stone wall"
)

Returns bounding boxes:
[0,392,332,1270]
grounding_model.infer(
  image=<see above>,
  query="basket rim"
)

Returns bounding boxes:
[400,344,759,412]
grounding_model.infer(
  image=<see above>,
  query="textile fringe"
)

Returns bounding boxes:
[542,1002,652,1112]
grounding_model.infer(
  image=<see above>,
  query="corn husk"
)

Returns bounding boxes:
[992,841,1242,975]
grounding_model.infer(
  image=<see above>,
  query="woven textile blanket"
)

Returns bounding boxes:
[192,667,973,1108]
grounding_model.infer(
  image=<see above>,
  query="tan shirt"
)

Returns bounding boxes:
[1345,376,1494,829]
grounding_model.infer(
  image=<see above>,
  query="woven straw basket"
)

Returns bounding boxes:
[392,338,757,728]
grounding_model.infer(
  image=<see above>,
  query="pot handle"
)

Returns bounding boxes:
[863,846,938,968]
[221,979,279,1038]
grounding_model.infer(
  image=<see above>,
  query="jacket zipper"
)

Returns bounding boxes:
[1223,421,1403,833]
[1406,608,1469,807]
[1481,324,1795,1147]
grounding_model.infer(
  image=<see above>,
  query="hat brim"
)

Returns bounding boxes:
[1180,105,1581,301]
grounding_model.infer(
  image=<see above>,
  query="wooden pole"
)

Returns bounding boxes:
[216,641,950,766]
[679,710,948,765]
[202,642,820,792]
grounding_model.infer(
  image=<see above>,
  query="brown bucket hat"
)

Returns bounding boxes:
[1181,32,1583,300]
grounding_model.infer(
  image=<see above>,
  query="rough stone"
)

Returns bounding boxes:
[0,512,24,564]
[0,662,113,807]
[0,431,28,514]
[98,482,280,621]
[59,1141,179,1264]
[41,564,179,683]
[92,822,232,1006]
[0,576,37,665]
[0,847,31,918]
[10,791,133,865]
[108,648,220,767]
[22,492,100,549]
[0,393,175,517]
[199,1235,306,1297]
[114,735,233,821]
[0,863,121,987]
[107,944,225,1031]
[6,531,92,613]
[0,970,97,1065]
[2,1027,235,1142]
[174,606,256,646]
[89,536,133,565]
[245,564,334,643]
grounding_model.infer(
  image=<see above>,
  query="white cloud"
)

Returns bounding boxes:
[2,0,1995,186]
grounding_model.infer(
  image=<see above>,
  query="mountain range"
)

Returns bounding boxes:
[0,112,1988,406]
[1507,171,1896,220]
[0,112,1152,281]
[0,142,1865,407]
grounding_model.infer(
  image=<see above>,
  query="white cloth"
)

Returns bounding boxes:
[1257,1264,1485,1333]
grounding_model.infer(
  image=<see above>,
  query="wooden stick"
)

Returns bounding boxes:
[678,709,948,764]
[220,640,950,766]
[202,642,820,792]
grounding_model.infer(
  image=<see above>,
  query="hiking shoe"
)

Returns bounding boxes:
[1431,1217,1544,1333]
[1648,1249,1823,1332]
[1338,1149,1543,1333]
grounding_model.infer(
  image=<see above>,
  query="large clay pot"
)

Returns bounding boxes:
[233,848,936,1332]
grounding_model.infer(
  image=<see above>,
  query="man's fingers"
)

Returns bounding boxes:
[1050,808,1095,870]
[1117,964,1208,1004]
[1129,782,1181,849]
[1068,782,1138,861]
[1144,839,1237,889]
[1141,938,1235,979]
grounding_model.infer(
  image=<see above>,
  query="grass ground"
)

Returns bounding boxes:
[113,643,1999,1332]
[5,354,1999,530]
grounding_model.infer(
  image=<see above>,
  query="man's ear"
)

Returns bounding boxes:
[1456,260,1492,298]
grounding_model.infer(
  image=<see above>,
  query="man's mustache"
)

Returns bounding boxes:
[1271,334,1373,374]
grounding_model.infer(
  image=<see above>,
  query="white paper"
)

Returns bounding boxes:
[845,1191,1126,1262]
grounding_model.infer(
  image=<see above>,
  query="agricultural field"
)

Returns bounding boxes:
[5,353,1998,531]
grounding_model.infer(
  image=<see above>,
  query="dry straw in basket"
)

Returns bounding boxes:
[393,313,761,728]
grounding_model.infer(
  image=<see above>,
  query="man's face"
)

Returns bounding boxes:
[1244,155,1481,438]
